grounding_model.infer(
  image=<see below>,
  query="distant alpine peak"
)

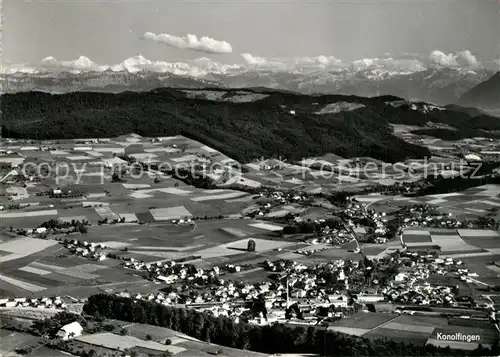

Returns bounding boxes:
[1,52,496,106]
[3,50,492,77]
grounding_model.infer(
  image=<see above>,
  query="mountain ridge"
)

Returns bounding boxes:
[458,71,500,110]
[1,67,494,106]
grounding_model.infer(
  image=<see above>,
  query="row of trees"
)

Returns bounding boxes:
[416,165,500,196]
[83,294,499,356]
[39,218,89,234]
[282,218,344,235]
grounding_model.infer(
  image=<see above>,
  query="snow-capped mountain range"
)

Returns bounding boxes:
[1,53,498,105]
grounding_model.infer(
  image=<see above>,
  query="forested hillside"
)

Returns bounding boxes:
[2,88,498,163]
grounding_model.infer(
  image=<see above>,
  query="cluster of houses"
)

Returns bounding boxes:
[344,200,389,241]
[123,259,237,285]
[0,296,68,309]
[381,252,481,307]
[396,204,477,230]
[114,255,392,326]
[305,225,354,246]
[117,291,181,305]
[63,238,108,261]
[248,190,307,217]
[115,276,370,326]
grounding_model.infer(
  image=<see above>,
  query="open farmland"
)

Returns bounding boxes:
[27,346,77,357]
[427,324,499,350]
[0,132,457,232]
[99,320,269,357]
[0,232,145,297]
[81,219,292,267]
[360,314,450,345]
[1,130,500,357]
[400,226,500,257]
[328,312,399,331]
[367,185,500,221]
[0,134,263,229]
[0,329,42,357]
[334,311,500,348]
[75,332,186,355]
[0,215,293,297]
[4,133,495,232]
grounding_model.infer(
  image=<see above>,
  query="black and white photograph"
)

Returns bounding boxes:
[0,0,500,356]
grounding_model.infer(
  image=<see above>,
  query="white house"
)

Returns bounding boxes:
[357,294,385,303]
[56,321,83,340]
[36,227,47,234]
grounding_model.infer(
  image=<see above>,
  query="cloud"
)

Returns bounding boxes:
[241,53,343,71]
[240,53,425,75]
[40,56,110,72]
[429,50,459,67]
[9,54,242,77]
[0,56,114,74]
[110,55,241,76]
[143,32,232,54]
[429,50,481,69]
[350,57,426,74]
[456,50,480,68]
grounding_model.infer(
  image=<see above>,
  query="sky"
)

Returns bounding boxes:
[3,0,500,66]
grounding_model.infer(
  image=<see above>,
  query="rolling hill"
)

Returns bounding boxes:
[1,88,499,164]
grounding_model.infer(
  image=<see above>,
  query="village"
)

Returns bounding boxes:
[0,134,500,356]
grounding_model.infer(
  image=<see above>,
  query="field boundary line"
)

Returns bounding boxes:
[364,314,401,334]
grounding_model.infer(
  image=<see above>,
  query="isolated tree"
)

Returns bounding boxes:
[111,172,122,183]
[247,239,256,252]
[366,303,376,313]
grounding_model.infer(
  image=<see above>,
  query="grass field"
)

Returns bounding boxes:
[150,206,193,221]
[75,332,186,354]
[106,320,268,357]
[431,234,479,252]
[382,321,435,334]
[329,312,398,330]
[366,185,500,221]
[0,329,42,357]
[356,312,499,347]
[28,346,77,357]
[194,238,293,259]
[190,191,247,202]
[399,227,500,255]
[0,210,59,219]
[248,222,284,231]
[363,328,431,345]
[402,230,433,244]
